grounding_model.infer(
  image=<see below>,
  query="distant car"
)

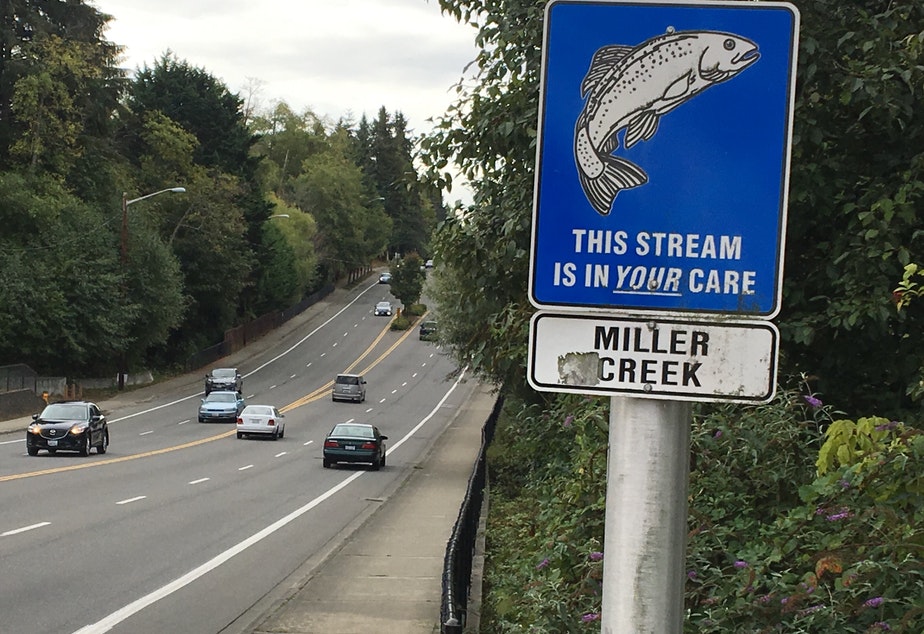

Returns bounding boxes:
[419,320,438,341]
[378,272,392,284]
[374,301,393,316]
[205,367,242,395]
[26,401,109,456]
[323,423,388,470]
[198,391,245,423]
[237,404,285,440]
[425,259,434,268]
[332,373,366,403]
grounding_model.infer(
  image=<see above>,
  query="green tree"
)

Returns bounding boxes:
[390,253,426,312]
[780,0,924,418]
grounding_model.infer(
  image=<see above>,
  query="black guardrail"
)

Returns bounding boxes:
[441,394,504,633]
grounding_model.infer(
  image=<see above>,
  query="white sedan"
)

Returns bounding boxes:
[236,405,285,440]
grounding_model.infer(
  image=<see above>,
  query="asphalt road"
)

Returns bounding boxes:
[0,278,473,634]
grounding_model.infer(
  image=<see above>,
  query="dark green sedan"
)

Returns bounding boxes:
[322,423,388,470]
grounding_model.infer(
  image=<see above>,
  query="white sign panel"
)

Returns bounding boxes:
[528,312,778,403]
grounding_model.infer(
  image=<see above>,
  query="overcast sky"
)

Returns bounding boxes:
[90,0,479,200]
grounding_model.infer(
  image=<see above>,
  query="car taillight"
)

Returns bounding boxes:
[324,440,339,448]
[267,419,275,426]
[361,442,376,450]
[237,417,243,424]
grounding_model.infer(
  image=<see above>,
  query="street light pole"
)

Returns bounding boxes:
[118,186,186,389]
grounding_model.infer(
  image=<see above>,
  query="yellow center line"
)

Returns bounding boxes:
[0,431,235,483]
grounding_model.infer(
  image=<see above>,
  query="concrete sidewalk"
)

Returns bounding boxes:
[230,382,494,634]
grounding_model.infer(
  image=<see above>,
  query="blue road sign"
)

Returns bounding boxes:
[529,0,800,317]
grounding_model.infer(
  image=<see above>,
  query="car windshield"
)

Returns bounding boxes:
[242,406,273,416]
[331,424,374,438]
[336,375,360,385]
[205,393,236,403]
[376,302,390,308]
[211,369,236,378]
[40,403,88,420]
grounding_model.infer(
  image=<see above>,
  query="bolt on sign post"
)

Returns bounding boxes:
[528,1,800,632]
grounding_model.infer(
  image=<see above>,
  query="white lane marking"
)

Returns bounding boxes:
[188,478,210,485]
[402,382,407,387]
[430,353,435,358]
[391,389,398,394]
[239,465,254,471]
[72,368,467,634]
[105,282,379,425]
[302,440,313,447]
[2,522,51,537]
[139,431,154,436]
[421,363,427,367]
[178,420,190,425]
[320,352,327,357]
[378,398,386,404]
[1,438,23,445]
[274,452,286,458]
[365,408,373,414]
[246,394,255,399]
[345,418,355,424]
[269,385,278,390]
[343,332,348,337]
[412,372,418,378]
[306,362,312,368]
[116,496,146,505]
[290,374,296,379]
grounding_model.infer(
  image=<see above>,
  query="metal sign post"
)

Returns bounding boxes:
[603,396,691,634]
[528,1,800,631]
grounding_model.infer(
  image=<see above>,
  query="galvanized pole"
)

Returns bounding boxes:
[601,395,692,634]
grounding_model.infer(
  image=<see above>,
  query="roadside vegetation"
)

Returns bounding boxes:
[422,0,924,630]
[0,3,440,378]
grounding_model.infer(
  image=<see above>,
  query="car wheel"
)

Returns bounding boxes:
[279,426,285,439]
[272,428,279,441]
[381,452,386,467]
[27,445,38,456]
[371,456,381,471]
[323,458,332,468]
[237,432,243,439]
[97,430,108,455]
[80,435,91,457]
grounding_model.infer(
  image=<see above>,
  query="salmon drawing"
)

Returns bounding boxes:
[574,29,760,215]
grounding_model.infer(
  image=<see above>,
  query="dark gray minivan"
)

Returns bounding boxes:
[332,373,366,403]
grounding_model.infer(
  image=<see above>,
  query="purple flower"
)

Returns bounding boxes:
[734,560,748,569]
[563,415,574,428]
[581,613,600,622]
[839,479,851,489]
[864,597,884,608]
[713,429,723,439]
[798,604,826,616]
[826,510,851,521]
[870,622,891,631]
[536,558,550,570]
[803,395,823,408]
[589,551,603,561]
[687,570,698,580]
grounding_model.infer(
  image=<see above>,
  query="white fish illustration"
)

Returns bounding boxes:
[574,30,760,215]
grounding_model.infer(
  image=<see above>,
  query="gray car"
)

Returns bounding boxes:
[332,373,366,403]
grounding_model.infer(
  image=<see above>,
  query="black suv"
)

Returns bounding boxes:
[205,368,242,395]
[27,401,109,456]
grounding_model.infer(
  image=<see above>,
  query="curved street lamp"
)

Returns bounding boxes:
[119,186,186,389]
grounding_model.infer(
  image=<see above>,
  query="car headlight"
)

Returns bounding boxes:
[69,423,89,435]
[28,425,41,435]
